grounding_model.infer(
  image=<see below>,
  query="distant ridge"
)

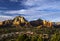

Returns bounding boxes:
[0,16,28,27]
[0,16,57,28]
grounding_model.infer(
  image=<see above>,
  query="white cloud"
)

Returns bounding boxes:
[0,15,14,21]
[0,8,60,22]
[4,9,27,14]
[51,17,60,22]
[0,0,60,22]
[24,0,46,6]
[24,0,60,11]
[2,9,59,21]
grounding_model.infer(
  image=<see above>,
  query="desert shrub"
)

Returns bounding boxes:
[31,35,38,41]
[16,34,29,41]
[50,33,60,41]
[37,35,43,41]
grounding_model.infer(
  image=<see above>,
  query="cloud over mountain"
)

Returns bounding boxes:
[0,0,60,22]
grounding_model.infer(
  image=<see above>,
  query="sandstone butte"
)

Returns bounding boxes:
[0,21,3,26]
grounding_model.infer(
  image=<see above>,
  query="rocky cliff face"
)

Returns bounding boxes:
[0,16,28,27]
[43,20,52,27]
[0,21,3,26]
[0,16,53,27]
[13,16,28,26]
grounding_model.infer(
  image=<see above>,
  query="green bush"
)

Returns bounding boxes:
[37,36,43,41]
[16,34,29,41]
[50,33,60,41]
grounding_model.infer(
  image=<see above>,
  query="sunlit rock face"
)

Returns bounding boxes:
[0,21,3,26]
[43,20,52,27]
[0,16,53,27]
[0,16,28,27]
[13,16,28,26]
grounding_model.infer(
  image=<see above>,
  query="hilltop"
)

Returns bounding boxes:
[0,16,54,28]
[0,16,60,41]
[0,16,60,28]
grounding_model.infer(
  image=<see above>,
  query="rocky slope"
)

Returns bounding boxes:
[0,16,53,27]
[13,16,28,26]
[0,16,28,27]
[30,19,43,27]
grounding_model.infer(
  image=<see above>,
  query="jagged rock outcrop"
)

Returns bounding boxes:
[0,16,29,27]
[30,19,53,27]
[43,20,52,27]
[0,21,3,26]
[0,16,53,27]
[3,20,13,26]
[13,16,28,26]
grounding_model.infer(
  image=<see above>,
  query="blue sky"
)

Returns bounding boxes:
[0,0,60,22]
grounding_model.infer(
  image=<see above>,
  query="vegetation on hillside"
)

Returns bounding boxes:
[0,16,60,41]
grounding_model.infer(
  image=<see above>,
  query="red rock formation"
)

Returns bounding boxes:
[0,21,3,26]
[43,20,52,27]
